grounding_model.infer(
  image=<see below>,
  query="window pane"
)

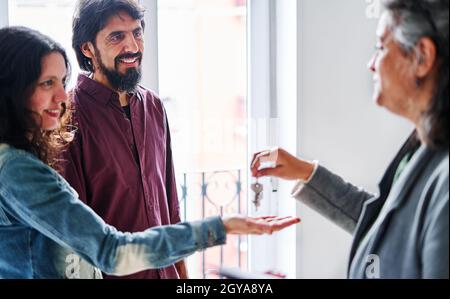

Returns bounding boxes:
[158,0,248,278]
[8,0,79,87]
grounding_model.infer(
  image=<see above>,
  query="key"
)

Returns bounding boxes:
[251,180,263,210]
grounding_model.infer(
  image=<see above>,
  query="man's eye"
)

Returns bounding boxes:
[134,31,143,39]
[110,34,124,42]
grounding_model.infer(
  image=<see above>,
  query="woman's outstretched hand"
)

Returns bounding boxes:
[223,216,300,235]
[251,148,316,181]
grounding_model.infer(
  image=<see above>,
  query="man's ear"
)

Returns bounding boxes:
[414,37,437,79]
[80,42,95,60]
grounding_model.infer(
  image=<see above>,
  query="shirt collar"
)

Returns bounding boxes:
[76,74,139,106]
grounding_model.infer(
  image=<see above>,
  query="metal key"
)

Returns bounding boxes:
[251,180,263,210]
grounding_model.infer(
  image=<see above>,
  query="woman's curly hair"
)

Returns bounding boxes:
[0,26,74,169]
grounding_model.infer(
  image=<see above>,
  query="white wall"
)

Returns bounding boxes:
[294,0,413,278]
[140,0,159,92]
[0,1,8,28]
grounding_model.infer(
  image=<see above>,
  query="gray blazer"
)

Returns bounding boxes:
[295,137,449,279]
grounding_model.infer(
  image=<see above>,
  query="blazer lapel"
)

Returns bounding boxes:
[363,145,433,255]
[378,145,432,215]
[348,133,421,270]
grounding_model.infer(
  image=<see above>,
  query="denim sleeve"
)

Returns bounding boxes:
[294,165,374,234]
[0,153,227,276]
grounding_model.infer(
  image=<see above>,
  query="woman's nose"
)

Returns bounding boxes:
[368,53,377,72]
[54,84,68,103]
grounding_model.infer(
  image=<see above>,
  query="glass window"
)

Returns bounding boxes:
[8,0,79,88]
[158,0,248,278]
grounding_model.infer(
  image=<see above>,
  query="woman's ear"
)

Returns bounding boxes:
[414,37,437,79]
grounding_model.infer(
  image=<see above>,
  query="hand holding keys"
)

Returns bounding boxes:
[250,148,279,210]
[252,147,279,170]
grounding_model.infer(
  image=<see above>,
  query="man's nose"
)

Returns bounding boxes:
[124,33,140,53]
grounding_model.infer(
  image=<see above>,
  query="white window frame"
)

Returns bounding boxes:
[247,0,299,278]
[0,1,9,28]
[247,0,278,275]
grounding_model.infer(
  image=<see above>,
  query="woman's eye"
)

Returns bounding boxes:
[375,44,384,51]
[40,80,53,88]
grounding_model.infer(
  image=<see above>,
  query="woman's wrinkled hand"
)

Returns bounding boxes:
[250,148,315,181]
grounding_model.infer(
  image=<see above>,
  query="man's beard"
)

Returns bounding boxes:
[95,47,142,93]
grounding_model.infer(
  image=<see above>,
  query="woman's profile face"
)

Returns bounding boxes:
[27,52,68,131]
[368,12,421,120]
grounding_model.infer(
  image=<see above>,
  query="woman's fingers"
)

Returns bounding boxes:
[251,149,280,175]
[255,166,283,178]
[251,151,269,175]
[255,216,278,221]
[270,217,301,232]
[248,216,301,235]
[251,151,269,170]
[250,153,259,176]
[264,216,293,223]
[224,215,300,235]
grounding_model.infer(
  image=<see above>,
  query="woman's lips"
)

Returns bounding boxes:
[44,109,61,118]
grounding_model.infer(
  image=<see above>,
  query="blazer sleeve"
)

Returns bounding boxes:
[293,165,375,234]
[421,174,449,279]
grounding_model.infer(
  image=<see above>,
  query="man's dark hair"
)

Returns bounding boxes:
[72,0,146,73]
[0,26,73,168]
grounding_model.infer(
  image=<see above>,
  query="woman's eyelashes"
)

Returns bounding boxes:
[39,78,67,90]
[39,79,54,88]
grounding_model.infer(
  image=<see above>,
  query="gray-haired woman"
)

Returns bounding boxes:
[252,0,448,279]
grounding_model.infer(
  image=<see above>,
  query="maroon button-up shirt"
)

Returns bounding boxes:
[61,75,181,279]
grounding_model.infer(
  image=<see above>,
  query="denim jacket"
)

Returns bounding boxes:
[0,144,227,279]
